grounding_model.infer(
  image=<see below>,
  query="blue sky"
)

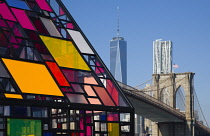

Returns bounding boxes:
[63,0,210,125]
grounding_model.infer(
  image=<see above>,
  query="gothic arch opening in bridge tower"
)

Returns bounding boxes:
[160,88,170,106]
[176,86,186,112]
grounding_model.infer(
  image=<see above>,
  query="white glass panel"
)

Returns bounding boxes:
[67,29,94,54]
[66,94,88,104]
[40,17,62,37]
[0,62,9,78]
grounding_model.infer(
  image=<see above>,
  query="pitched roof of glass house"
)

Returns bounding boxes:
[0,0,133,109]
[0,1,134,135]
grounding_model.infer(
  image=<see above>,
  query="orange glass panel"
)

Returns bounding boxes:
[84,85,96,96]
[88,98,101,105]
[4,93,22,99]
[46,62,70,86]
[84,76,98,85]
[2,58,63,96]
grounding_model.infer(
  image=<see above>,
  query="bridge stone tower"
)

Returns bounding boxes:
[152,72,195,136]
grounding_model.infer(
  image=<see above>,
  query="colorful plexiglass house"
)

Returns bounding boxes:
[0,0,134,136]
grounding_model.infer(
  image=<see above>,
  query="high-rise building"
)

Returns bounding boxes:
[153,39,172,74]
[110,37,127,84]
[110,6,127,84]
[0,0,134,135]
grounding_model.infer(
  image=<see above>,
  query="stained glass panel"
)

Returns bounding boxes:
[40,35,90,71]
[0,3,16,21]
[2,58,63,96]
[67,29,94,54]
[35,0,53,12]
[7,118,41,136]
[11,8,36,30]
[46,61,70,86]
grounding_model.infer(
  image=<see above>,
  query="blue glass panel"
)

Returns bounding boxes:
[100,115,106,121]
[6,0,30,10]
[44,133,52,136]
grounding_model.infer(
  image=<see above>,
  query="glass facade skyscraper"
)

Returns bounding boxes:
[153,39,172,74]
[110,37,127,84]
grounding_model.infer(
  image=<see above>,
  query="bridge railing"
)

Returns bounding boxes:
[195,120,210,134]
[117,81,185,120]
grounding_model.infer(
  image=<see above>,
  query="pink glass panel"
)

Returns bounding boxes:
[93,86,115,106]
[84,85,96,96]
[35,0,53,12]
[86,126,92,136]
[80,117,84,130]
[59,7,65,15]
[11,8,36,31]
[67,23,74,29]
[95,61,105,74]
[0,3,16,21]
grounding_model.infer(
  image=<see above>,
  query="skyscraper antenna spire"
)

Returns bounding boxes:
[117,6,120,37]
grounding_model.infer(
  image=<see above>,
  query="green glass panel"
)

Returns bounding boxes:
[7,118,41,136]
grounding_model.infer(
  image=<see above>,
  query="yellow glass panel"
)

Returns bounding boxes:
[108,123,119,136]
[2,58,63,96]
[39,35,90,71]
[5,93,23,99]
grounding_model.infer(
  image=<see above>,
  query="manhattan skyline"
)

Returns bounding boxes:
[63,0,210,125]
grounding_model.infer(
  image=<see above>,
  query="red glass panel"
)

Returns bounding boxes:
[13,26,24,37]
[25,30,39,41]
[106,80,128,107]
[106,80,119,105]
[32,18,49,34]
[107,112,119,121]
[0,3,16,21]
[3,31,18,44]
[86,116,91,123]
[35,43,49,53]
[0,33,8,47]
[46,62,70,86]
[35,0,53,12]
[62,69,79,83]
[0,19,7,27]
[11,8,36,31]
[93,86,115,106]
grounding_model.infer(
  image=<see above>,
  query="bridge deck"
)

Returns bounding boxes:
[119,82,185,122]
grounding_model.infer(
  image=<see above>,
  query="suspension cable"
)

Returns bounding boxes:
[193,86,209,128]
